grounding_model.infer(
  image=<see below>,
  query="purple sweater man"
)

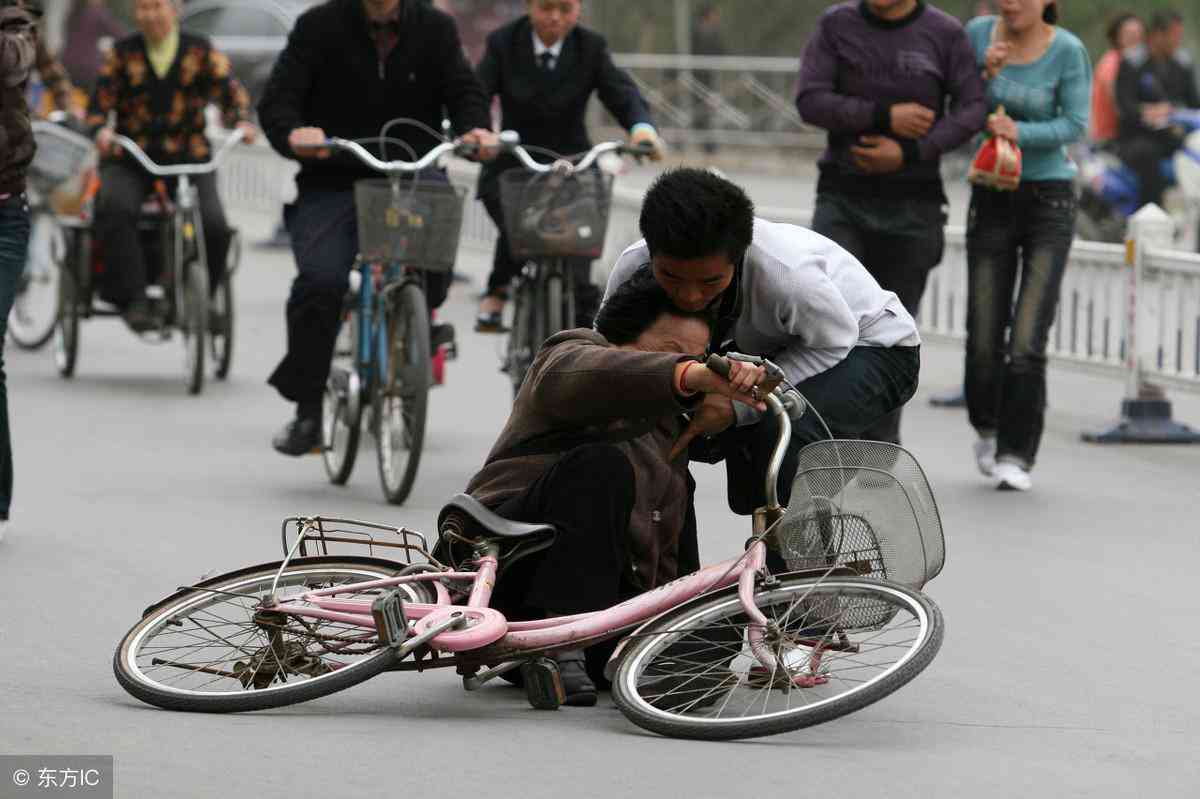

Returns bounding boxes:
[794,0,986,445]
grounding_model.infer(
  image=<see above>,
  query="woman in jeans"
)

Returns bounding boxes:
[965,0,1091,491]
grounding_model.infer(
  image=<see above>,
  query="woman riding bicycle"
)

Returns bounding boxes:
[473,0,664,332]
[86,0,255,333]
[462,271,766,706]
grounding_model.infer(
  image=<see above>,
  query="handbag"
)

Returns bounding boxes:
[968,122,1023,191]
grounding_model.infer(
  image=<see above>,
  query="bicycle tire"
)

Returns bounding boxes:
[544,272,563,340]
[53,230,80,379]
[374,282,430,505]
[322,308,363,485]
[612,576,943,741]
[506,277,536,398]
[181,259,208,395]
[114,557,423,713]
[10,212,61,350]
[210,272,234,380]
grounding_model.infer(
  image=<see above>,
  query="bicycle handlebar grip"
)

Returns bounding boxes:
[706,353,732,379]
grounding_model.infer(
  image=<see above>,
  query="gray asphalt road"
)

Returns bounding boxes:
[1,204,1197,799]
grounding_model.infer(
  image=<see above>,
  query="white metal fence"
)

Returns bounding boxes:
[219,143,1200,396]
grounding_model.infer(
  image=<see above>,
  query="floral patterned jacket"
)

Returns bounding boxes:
[86,31,249,165]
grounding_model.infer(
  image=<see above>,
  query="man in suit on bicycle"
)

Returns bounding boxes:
[473,0,663,333]
[86,0,255,333]
[259,0,498,457]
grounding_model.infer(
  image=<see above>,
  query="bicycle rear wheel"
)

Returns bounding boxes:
[10,212,61,350]
[612,576,943,741]
[322,309,362,485]
[114,557,431,713]
[374,282,430,505]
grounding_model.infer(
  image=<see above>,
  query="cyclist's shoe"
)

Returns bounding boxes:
[122,298,163,334]
[431,322,456,351]
[974,436,997,477]
[555,649,597,707]
[994,460,1032,492]
[474,310,507,333]
[272,418,321,456]
[746,645,830,689]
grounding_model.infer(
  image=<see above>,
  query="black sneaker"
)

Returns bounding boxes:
[431,322,456,350]
[122,298,162,334]
[555,649,597,707]
[272,417,321,456]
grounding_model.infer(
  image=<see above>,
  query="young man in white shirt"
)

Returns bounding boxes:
[604,168,921,513]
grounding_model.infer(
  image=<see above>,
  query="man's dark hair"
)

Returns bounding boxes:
[594,267,711,346]
[639,168,755,265]
[1042,1,1058,25]
[1106,11,1139,47]
[1150,10,1183,33]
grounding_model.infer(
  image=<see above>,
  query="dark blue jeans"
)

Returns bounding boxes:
[812,191,945,444]
[0,195,31,519]
[965,181,1077,469]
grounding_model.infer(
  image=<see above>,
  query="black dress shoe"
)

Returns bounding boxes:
[555,649,597,707]
[122,298,162,334]
[272,417,321,456]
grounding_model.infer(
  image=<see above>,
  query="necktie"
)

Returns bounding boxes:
[539,51,554,72]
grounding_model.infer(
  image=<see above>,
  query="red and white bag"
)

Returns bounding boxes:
[968,127,1023,191]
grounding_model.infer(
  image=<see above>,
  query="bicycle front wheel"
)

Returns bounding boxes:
[505,276,536,398]
[181,259,208,395]
[53,230,81,379]
[114,557,430,713]
[9,212,61,350]
[612,576,943,741]
[322,309,362,485]
[374,282,430,505]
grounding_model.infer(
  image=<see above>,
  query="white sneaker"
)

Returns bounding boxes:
[973,436,997,477]
[993,461,1032,492]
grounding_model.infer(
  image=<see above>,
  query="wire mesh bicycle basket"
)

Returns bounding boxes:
[353,178,466,270]
[776,441,945,591]
[498,167,614,259]
[28,122,95,197]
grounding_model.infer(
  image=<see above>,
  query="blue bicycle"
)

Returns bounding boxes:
[319,134,469,505]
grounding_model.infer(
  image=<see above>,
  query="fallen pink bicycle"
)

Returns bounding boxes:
[114,355,945,740]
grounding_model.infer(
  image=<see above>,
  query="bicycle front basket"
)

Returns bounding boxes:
[28,122,95,197]
[498,167,613,259]
[353,178,466,271]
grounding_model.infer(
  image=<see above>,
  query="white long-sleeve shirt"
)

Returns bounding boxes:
[604,218,921,425]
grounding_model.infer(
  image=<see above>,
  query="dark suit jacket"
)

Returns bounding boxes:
[258,0,489,192]
[476,16,652,200]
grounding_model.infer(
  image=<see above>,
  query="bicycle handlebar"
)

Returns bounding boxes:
[111,127,247,177]
[324,137,464,174]
[706,352,800,511]
[498,130,654,174]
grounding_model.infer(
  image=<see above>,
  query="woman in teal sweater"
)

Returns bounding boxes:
[964,0,1091,492]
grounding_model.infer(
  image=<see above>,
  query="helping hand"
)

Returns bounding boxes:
[670,394,736,461]
[984,41,1010,80]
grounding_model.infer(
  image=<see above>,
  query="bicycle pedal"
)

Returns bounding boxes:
[371,590,409,649]
[521,657,565,710]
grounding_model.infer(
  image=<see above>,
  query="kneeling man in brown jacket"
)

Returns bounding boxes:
[463,271,766,706]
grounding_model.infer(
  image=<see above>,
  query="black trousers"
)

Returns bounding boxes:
[712,346,920,516]
[1119,133,1180,210]
[491,444,699,684]
[479,192,600,327]
[811,191,943,444]
[267,187,451,405]
[94,160,231,306]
